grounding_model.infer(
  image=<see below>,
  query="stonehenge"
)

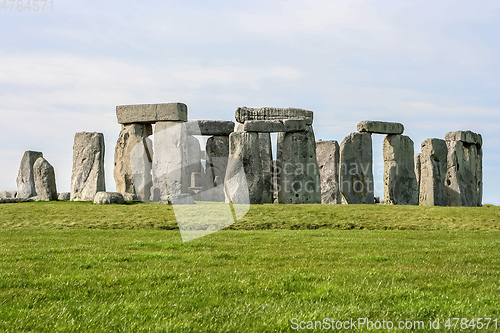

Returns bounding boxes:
[2,103,484,207]
[70,132,106,201]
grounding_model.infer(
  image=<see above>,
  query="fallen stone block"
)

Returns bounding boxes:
[93,192,125,204]
[357,121,404,135]
[58,192,71,201]
[116,103,188,124]
[235,107,314,125]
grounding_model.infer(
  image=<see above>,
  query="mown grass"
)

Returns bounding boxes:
[0,203,499,332]
[0,201,499,230]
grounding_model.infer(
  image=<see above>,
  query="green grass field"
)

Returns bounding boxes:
[0,202,499,332]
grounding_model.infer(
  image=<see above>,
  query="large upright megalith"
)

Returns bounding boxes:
[114,124,153,201]
[316,140,341,204]
[152,121,187,200]
[383,135,418,205]
[259,133,274,204]
[444,130,483,207]
[277,125,321,204]
[33,157,58,201]
[71,132,106,201]
[419,138,448,206]
[225,132,263,204]
[339,132,374,204]
[16,151,43,199]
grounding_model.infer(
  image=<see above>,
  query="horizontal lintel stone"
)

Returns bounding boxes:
[445,130,482,147]
[235,107,314,125]
[186,120,235,136]
[357,120,404,135]
[243,119,306,133]
[116,103,187,124]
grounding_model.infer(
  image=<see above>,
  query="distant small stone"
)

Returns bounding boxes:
[93,192,125,204]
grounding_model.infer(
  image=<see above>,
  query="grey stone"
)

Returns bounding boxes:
[33,157,58,201]
[71,132,106,201]
[205,136,229,188]
[235,107,314,125]
[152,121,187,199]
[316,140,341,204]
[339,132,374,204]
[0,191,17,199]
[357,121,404,135]
[277,126,321,204]
[114,124,153,202]
[445,140,481,207]
[93,192,125,204]
[186,120,235,136]
[243,119,307,133]
[419,138,448,206]
[414,153,421,190]
[186,135,203,192]
[383,135,418,205]
[122,192,139,201]
[116,103,187,124]
[170,193,195,205]
[58,192,71,201]
[16,151,43,199]
[445,130,482,147]
[259,133,274,203]
[225,132,263,204]
[477,147,483,206]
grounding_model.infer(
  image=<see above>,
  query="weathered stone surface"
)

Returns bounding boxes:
[121,193,139,201]
[357,121,404,135]
[205,135,229,183]
[316,140,341,204]
[16,151,43,199]
[339,132,374,204]
[419,138,448,206]
[235,107,314,125]
[225,132,263,204]
[170,193,195,205]
[152,121,187,200]
[186,135,202,192]
[277,126,321,204]
[116,103,188,124]
[58,192,71,201]
[445,140,481,207]
[114,124,153,202]
[243,119,307,133]
[0,191,17,199]
[93,192,125,204]
[477,147,483,206]
[414,153,421,190]
[383,135,418,205]
[186,120,235,136]
[33,157,58,201]
[445,130,482,147]
[259,133,274,203]
[71,132,106,201]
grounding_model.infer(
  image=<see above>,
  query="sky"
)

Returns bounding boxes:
[0,0,499,204]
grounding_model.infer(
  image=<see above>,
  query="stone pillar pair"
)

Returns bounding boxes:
[226,107,321,204]
[16,150,58,201]
[337,121,418,205]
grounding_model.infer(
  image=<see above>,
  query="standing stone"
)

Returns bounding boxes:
[225,132,263,204]
[206,136,229,185]
[419,138,448,206]
[476,147,483,207]
[445,140,479,207]
[186,135,202,187]
[114,124,153,201]
[71,132,106,201]
[383,135,418,205]
[277,126,321,204]
[316,140,341,204]
[414,153,422,190]
[339,132,374,204]
[58,192,71,201]
[259,133,274,203]
[33,157,58,201]
[152,121,187,200]
[16,151,43,199]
